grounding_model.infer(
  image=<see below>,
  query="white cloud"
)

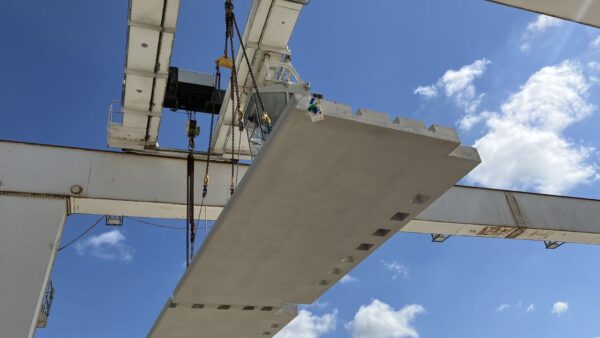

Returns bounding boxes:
[309,301,330,309]
[495,304,510,313]
[588,61,600,72]
[275,309,337,338]
[415,59,490,127]
[414,85,438,99]
[552,301,569,315]
[340,274,359,284]
[346,300,424,338]
[75,229,135,262]
[467,60,598,194]
[590,35,600,49]
[527,15,563,33]
[521,15,564,51]
[526,304,535,313]
[381,261,409,280]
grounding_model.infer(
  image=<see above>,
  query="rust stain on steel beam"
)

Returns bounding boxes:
[477,226,515,237]
[477,225,528,239]
[505,227,526,239]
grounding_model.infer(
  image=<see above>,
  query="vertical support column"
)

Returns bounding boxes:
[0,195,67,338]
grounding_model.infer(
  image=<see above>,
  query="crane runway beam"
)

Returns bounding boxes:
[406,185,600,245]
[3,139,600,248]
[0,140,247,211]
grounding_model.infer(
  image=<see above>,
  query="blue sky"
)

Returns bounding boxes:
[3,0,600,337]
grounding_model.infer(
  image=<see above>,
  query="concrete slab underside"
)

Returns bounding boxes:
[149,304,297,338]
[0,196,66,338]
[489,0,600,28]
[149,102,480,337]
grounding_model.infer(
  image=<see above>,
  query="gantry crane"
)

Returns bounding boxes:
[1,0,600,337]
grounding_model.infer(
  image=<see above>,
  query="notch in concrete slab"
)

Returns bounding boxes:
[372,228,391,237]
[191,303,204,309]
[217,305,231,310]
[391,212,410,222]
[409,194,431,205]
[329,268,341,275]
[261,306,274,311]
[356,243,374,251]
[341,256,354,263]
[243,306,255,311]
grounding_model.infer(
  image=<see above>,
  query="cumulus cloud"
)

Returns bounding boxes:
[75,229,135,262]
[414,85,438,99]
[526,304,535,313]
[551,301,569,315]
[590,35,600,49]
[521,15,564,51]
[381,261,409,280]
[495,304,510,313]
[309,301,330,309]
[275,309,337,338]
[415,59,491,127]
[346,300,424,338]
[340,274,359,284]
[467,60,598,194]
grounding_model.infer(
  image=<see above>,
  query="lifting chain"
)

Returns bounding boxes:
[186,112,199,267]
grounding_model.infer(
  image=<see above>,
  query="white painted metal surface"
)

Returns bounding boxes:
[0,196,66,338]
[489,0,600,28]
[406,185,600,244]
[69,198,223,221]
[4,141,600,248]
[149,100,480,337]
[211,0,308,158]
[109,0,180,149]
[0,141,246,210]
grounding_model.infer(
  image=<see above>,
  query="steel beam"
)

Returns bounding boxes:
[0,140,248,219]
[4,140,600,247]
[0,196,66,338]
[405,185,600,245]
[3,140,600,247]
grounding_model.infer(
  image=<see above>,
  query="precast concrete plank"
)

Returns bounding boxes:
[165,99,480,310]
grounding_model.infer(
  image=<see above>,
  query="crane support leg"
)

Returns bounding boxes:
[0,196,66,338]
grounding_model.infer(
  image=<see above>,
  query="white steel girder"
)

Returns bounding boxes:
[211,0,308,158]
[0,140,246,215]
[3,140,600,246]
[109,0,180,149]
[488,0,600,28]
